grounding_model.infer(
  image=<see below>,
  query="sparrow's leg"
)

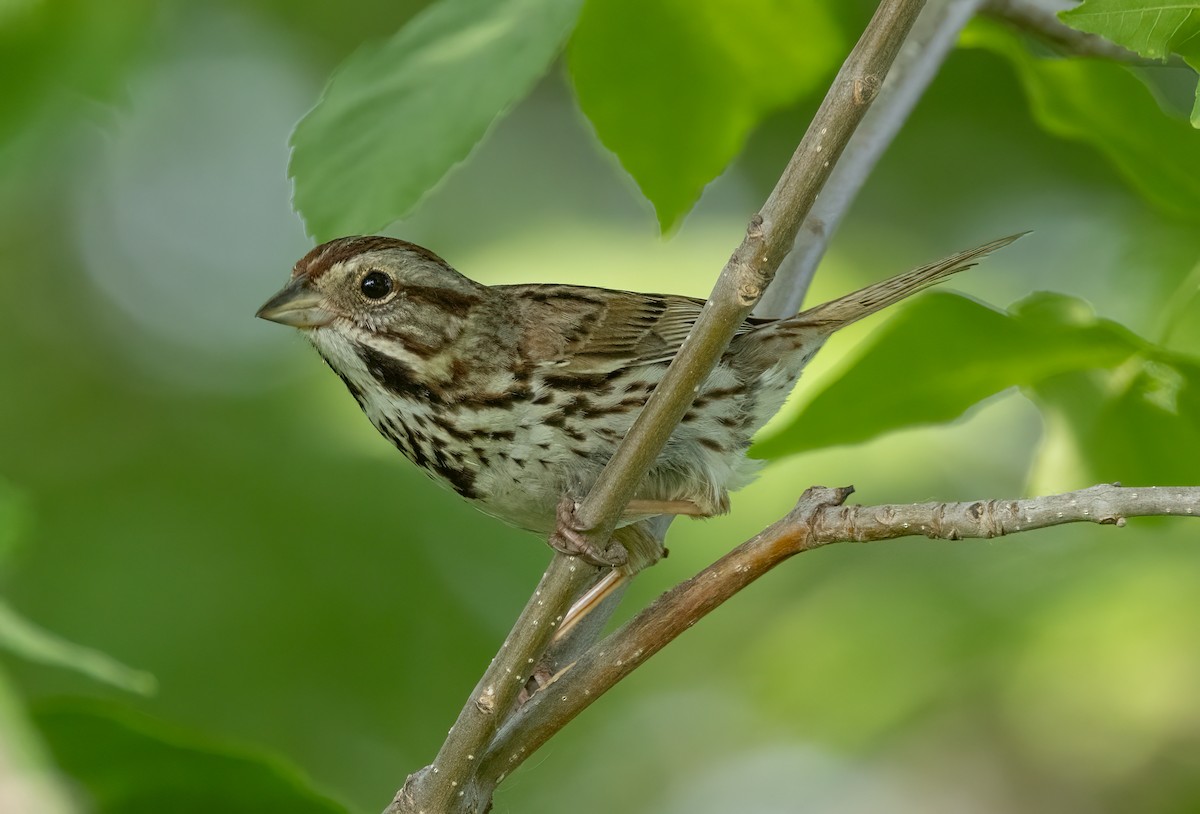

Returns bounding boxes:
[547,497,629,567]
[556,521,667,641]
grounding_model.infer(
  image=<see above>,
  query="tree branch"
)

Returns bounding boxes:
[386,553,598,813]
[481,484,1200,777]
[807,483,1197,541]
[755,0,990,319]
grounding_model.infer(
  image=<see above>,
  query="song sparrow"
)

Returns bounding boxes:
[258,233,1019,571]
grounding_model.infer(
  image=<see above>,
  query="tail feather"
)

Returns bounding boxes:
[793,232,1026,328]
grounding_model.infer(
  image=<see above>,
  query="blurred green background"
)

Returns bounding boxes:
[2,1,1200,812]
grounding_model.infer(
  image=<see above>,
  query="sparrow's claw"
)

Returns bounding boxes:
[547,497,628,567]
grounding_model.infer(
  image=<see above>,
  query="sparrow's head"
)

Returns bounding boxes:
[256,236,482,335]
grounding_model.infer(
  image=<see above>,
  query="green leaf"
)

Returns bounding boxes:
[0,600,156,695]
[1030,359,1200,485]
[290,0,583,240]
[1060,0,1200,61]
[0,0,154,150]
[0,479,153,694]
[0,479,154,694]
[1059,0,1200,125]
[568,0,843,231]
[964,19,1200,220]
[0,476,30,571]
[753,292,1143,460]
[35,699,350,814]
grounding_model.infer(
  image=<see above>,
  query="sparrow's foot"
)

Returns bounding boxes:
[547,497,628,567]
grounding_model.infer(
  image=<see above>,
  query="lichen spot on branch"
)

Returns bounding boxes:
[852,73,882,105]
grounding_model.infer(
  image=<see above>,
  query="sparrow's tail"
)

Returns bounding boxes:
[792,232,1026,329]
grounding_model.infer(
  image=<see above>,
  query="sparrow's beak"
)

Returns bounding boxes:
[256,278,335,328]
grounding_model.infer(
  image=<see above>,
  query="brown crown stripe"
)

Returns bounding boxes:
[293,236,451,280]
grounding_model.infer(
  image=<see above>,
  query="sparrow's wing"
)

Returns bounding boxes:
[503,284,770,374]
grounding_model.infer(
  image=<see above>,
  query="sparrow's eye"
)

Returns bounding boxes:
[360,270,393,300]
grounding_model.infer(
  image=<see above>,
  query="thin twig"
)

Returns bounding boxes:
[481,483,1200,776]
[983,0,1189,67]
[755,0,990,319]
[809,484,1199,540]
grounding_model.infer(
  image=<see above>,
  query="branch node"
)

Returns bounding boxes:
[983,499,1005,538]
[474,686,497,715]
[853,73,883,105]
[789,485,854,519]
[843,506,861,541]
[737,282,763,305]
[931,502,947,538]
[869,504,897,541]
[791,486,856,547]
